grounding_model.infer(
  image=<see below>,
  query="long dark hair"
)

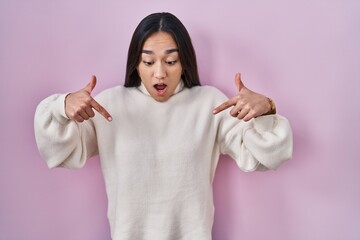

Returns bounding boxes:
[124,12,201,88]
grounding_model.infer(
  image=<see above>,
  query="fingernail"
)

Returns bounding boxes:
[108,117,112,121]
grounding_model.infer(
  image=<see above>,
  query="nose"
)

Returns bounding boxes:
[154,62,166,79]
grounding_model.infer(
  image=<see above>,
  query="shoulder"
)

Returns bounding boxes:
[188,85,228,102]
[94,85,139,101]
[95,85,124,99]
[93,85,134,109]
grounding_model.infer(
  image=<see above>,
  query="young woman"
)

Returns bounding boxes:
[35,12,292,240]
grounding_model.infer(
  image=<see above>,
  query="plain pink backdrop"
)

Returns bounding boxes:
[1,0,359,239]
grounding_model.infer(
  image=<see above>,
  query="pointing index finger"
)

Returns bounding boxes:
[212,98,237,115]
[90,98,112,121]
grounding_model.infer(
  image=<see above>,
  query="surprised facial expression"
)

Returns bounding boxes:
[137,32,183,102]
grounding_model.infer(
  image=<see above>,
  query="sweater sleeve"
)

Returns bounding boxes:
[34,94,98,169]
[218,114,293,172]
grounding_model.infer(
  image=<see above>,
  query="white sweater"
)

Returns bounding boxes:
[34,84,292,240]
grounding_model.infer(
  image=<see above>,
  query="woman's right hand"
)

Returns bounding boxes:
[65,75,112,122]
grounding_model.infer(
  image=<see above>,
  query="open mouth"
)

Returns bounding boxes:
[154,83,167,95]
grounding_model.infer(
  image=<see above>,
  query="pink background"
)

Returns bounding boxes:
[1,0,359,239]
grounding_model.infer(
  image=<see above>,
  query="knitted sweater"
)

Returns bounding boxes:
[34,84,293,240]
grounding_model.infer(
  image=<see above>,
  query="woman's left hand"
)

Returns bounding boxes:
[213,73,274,121]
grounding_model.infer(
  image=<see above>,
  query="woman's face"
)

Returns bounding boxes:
[137,31,183,102]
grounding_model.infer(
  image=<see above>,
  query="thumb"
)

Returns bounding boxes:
[84,75,97,94]
[235,72,245,92]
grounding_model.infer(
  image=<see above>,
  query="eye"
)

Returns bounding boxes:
[142,61,154,66]
[166,60,177,65]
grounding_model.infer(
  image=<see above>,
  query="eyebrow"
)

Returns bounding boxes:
[141,48,179,55]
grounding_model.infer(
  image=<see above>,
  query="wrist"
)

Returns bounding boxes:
[64,93,72,119]
[262,97,276,116]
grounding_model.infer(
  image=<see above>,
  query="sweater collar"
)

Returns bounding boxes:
[137,80,185,97]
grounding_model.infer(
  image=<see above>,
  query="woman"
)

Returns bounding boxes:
[34,12,292,240]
